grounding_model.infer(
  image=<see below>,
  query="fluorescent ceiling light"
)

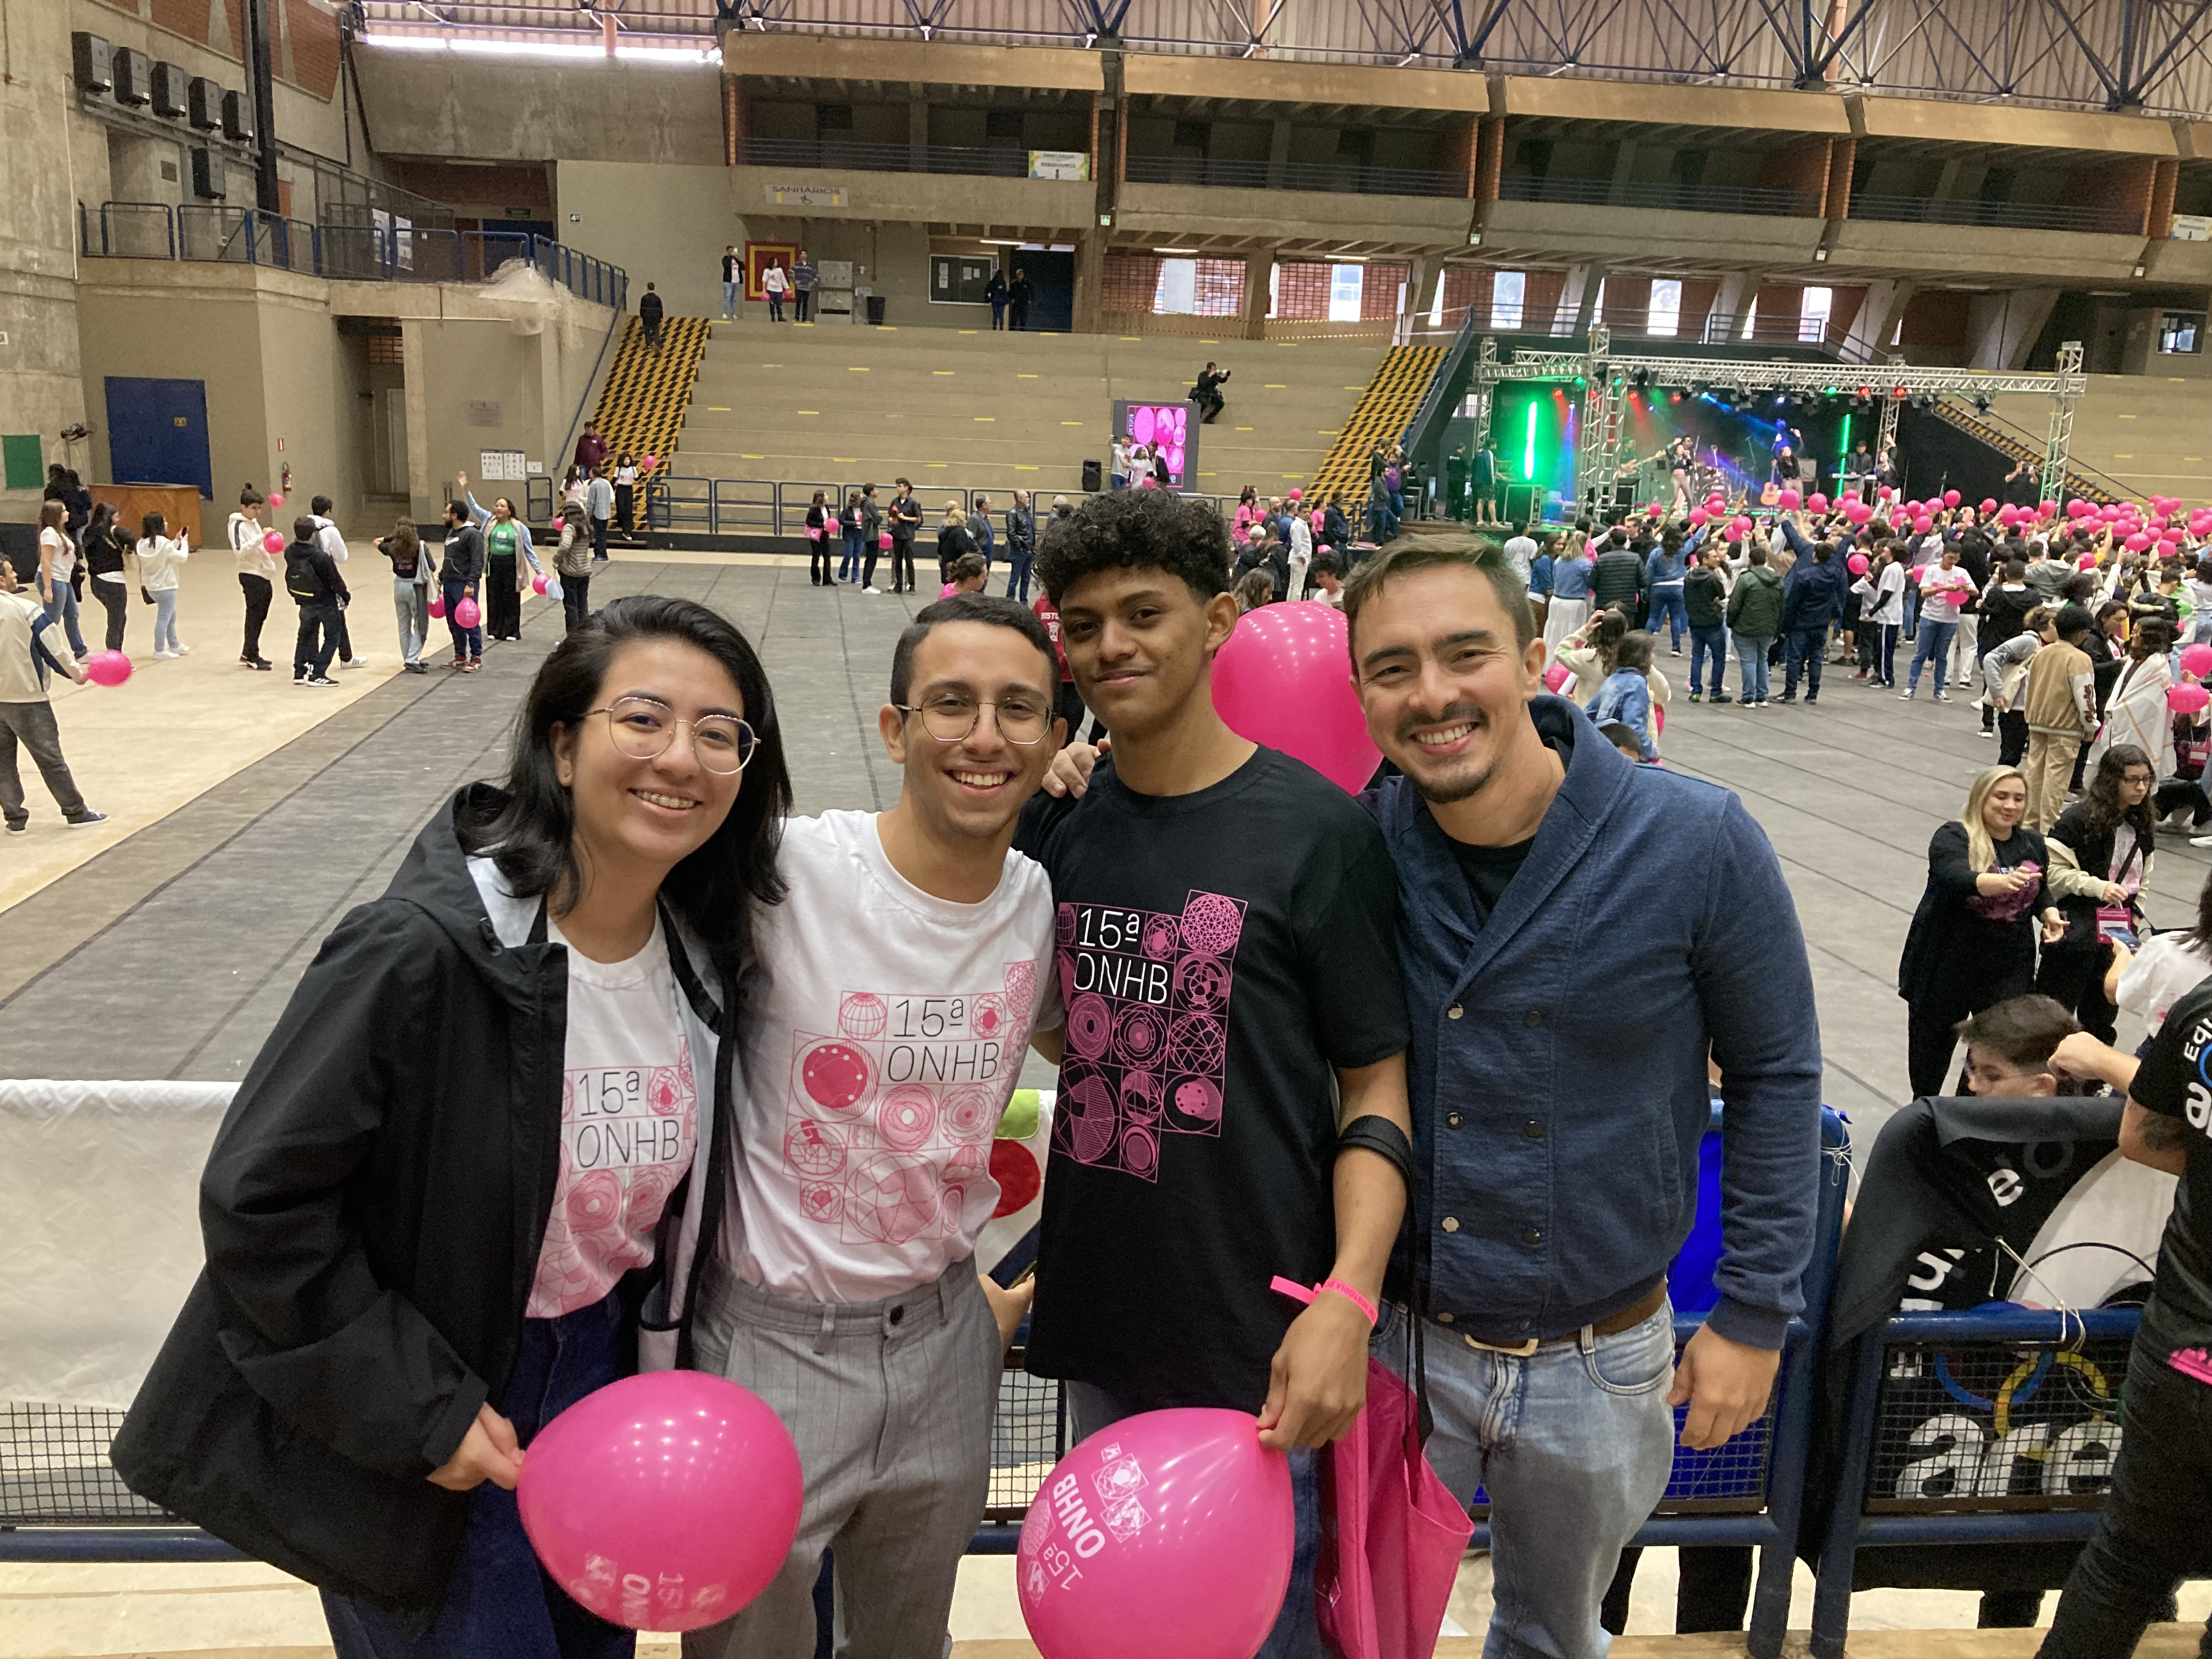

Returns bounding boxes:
[1153,246,1200,253]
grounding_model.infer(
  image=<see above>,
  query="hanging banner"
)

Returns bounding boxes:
[1028,150,1092,181]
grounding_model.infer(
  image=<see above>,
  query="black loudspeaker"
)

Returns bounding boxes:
[221,88,255,143]
[191,148,225,201]
[187,76,223,131]
[1082,459,1103,493]
[150,60,189,119]
[71,32,112,94]
[111,47,151,106]
[1504,482,1542,524]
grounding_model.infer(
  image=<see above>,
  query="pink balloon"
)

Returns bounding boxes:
[552,517,565,533]
[2170,684,2211,714]
[1943,489,1961,507]
[263,529,285,554]
[2041,500,2058,517]
[1544,661,1573,693]
[2067,499,2092,518]
[1913,515,1934,535]
[533,572,550,595]
[1980,498,1997,515]
[2126,533,2152,552]
[1731,516,1754,538]
[1705,496,1725,514]
[1847,552,1869,575]
[1646,503,1663,517]
[640,454,658,470]
[2081,552,2102,569]
[1878,485,1895,500]
[517,1371,802,1633]
[1018,1409,1293,1659]
[1808,493,1829,512]
[427,591,445,619]
[85,650,132,687]
[454,595,481,629]
[267,492,284,507]
[1903,500,1922,517]
[1778,488,1801,510]
[1211,604,1378,792]
[1688,508,1708,527]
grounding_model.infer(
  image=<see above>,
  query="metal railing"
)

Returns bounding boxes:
[594,477,1273,541]
[1497,175,1819,217]
[1847,193,2145,235]
[80,205,627,309]
[731,136,1040,178]
[1124,154,1472,198]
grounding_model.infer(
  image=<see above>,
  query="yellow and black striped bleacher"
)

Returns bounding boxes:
[589,317,710,479]
[1305,345,1446,509]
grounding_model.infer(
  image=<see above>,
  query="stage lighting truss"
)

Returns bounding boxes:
[1478,343,2085,510]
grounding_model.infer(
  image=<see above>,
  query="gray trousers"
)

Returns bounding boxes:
[681,1255,1001,1659]
[0,701,87,825]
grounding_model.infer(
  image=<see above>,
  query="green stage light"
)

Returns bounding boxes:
[1838,413,1852,460]
[1523,403,1538,479]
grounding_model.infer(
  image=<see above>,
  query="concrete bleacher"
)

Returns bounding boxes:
[672,319,1388,501]
[1990,373,2212,506]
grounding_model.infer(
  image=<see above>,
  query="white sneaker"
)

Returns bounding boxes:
[341,657,367,669]
[1898,690,1915,700]
[1933,691,1952,703]
[152,649,177,660]
[863,586,881,595]
[176,643,190,654]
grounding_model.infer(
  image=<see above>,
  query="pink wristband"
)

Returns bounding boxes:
[1269,1274,1379,1328]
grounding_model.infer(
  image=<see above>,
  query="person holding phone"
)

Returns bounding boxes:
[114,596,792,1658]
[2038,745,2159,1043]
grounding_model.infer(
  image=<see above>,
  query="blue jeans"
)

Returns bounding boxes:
[1736,635,1772,702]
[153,588,180,654]
[838,531,864,582]
[443,577,481,661]
[324,1293,630,1659]
[1646,584,1688,650]
[1688,623,1728,696]
[1375,1299,1676,1659]
[721,279,738,318]
[43,580,87,657]
[1782,626,1825,697]
[1907,618,1957,693]
[1067,1382,1324,1659]
[1003,551,1033,604]
[767,292,785,321]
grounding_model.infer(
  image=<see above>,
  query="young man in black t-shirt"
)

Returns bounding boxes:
[1016,488,1413,1659]
[2040,994,2212,1657]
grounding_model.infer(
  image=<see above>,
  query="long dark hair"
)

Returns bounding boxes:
[458,595,791,970]
[2077,743,2157,849]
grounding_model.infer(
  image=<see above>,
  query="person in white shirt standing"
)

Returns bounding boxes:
[0,558,103,832]
[1285,501,1314,601]
[685,593,1065,1659]
[761,259,790,323]
[309,495,367,668]
[136,512,190,659]
[228,487,276,670]
[585,469,614,565]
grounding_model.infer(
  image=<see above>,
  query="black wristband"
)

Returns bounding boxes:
[1338,1113,1414,1194]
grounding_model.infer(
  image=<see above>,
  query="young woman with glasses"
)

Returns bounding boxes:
[115,595,793,1659]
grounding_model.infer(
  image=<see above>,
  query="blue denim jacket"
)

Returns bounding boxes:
[1365,698,1823,1349]
[1586,669,1655,761]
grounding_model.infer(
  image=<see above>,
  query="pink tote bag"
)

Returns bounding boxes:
[1316,1357,1473,1659]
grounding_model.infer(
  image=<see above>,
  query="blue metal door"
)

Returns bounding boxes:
[105,377,213,498]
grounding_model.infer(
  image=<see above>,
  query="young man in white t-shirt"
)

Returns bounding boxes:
[685,593,1065,1659]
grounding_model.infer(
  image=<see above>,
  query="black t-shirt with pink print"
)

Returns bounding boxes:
[1014,747,1411,1414]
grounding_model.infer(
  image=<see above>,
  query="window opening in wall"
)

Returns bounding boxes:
[1649,279,1681,337]
[2159,312,2203,354]
[1800,286,1833,343]
[1172,119,1210,151]
[1429,270,1445,329]
[816,103,853,131]
[1329,265,1364,323]
[1492,270,1525,329]
[1740,301,1758,340]
[985,109,1025,140]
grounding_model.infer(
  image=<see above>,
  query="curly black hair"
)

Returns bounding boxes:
[1035,487,1230,605]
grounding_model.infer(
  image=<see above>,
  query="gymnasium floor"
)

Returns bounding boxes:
[3,550,2208,1654]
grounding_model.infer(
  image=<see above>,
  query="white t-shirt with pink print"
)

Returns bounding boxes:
[723,810,1063,1304]
[527,913,699,1318]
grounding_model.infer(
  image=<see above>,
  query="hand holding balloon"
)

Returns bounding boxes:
[1256,1290,1371,1450]
[429,1404,523,1492]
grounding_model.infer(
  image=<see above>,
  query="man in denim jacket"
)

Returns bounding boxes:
[1340,529,1823,1659]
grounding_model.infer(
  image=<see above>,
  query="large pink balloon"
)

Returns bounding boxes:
[1544,660,1573,693]
[1019,1409,1293,1659]
[1943,489,1961,507]
[428,591,446,619]
[1211,603,1379,792]
[1778,488,1801,510]
[1847,552,1869,575]
[517,1371,802,1633]
[2170,684,2210,715]
[85,650,132,687]
[2182,644,2212,678]
[263,529,285,554]
[267,492,284,507]
[454,595,481,630]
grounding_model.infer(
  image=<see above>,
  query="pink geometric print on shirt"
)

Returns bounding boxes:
[1052,891,1245,1182]
[783,963,1041,1245]
[2171,1347,2212,1386]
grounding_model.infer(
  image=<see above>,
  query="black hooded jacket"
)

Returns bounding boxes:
[110,788,737,1613]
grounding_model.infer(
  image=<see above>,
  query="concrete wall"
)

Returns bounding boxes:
[352,48,723,167]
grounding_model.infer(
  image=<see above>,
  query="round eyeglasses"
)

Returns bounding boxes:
[588,697,757,775]
[895,693,1053,746]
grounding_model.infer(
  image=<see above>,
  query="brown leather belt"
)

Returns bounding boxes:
[1453,1282,1669,1357]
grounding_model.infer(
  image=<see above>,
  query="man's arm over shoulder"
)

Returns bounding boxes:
[1692,792,1824,1349]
